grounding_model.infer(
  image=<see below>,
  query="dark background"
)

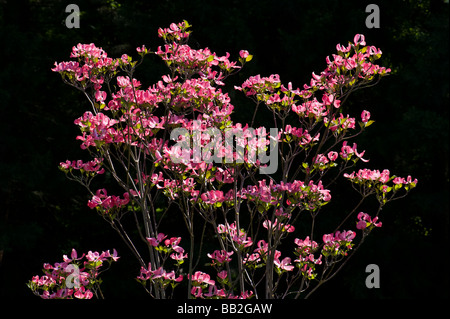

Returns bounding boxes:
[0,0,448,300]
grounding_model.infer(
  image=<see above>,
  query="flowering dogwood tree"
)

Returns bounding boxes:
[30,21,417,299]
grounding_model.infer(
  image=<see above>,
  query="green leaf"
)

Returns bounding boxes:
[364,120,375,128]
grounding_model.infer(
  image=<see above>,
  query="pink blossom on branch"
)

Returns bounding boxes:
[344,168,417,201]
[239,50,249,59]
[87,189,130,214]
[322,230,356,258]
[27,248,119,299]
[217,270,228,280]
[189,271,216,286]
[147,233,167,247]
[263,219,295,233]
[340,141,369,162]
[356,212,382,230]
[137,263,183,285]
[274,256,294,272]
[361,110,371,123]
[59,158,105,175]
[217,222,253,249]
[207,250,234,266]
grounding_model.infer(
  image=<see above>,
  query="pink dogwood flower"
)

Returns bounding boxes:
[361,110,371,123]
[356,212,382,230]
[239,50,249,59]
[189,271,215,286]
[207,250,234,265]
[274,256,294,272]
[147,233,168,247]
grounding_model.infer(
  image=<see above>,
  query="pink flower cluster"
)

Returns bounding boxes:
[156,22,241,82]
[283,124,320,147]
[294,237,323,280]
[356,212,382,230]
[109,75,167,111]
[241,239,294,274]
[340,141,369,162]
[324,113,356,132]
[263,219,295,233]
[274,255,295,273]
[146,233,188,263]
[294,98,327,120]
[189,270,216,286]
[393,175,419,187]
[27,248,119,299]
[52,43,123,89]
[167,78,234,117]
[304,34,391,94]
[207,250,234,266]
[217,222,253,249]
[235,74,310,118]
[158,21,191,42]
[74,111,122,149]
[200,189,234,206]
[137,234,187,291]
[189,270,254,299]
[59,158,105,175]
[137,263,183,286]
[243,239,268,266]
[322,230,356,258]
[239,179,331,209]
[345,169,418,205]
[70,43,108,60]
[235,74,281,98]
[233,34,391,134]
[157,44,238,79]
[311,152,339,172]
[87,188,130,215]
[344,168,390,183]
